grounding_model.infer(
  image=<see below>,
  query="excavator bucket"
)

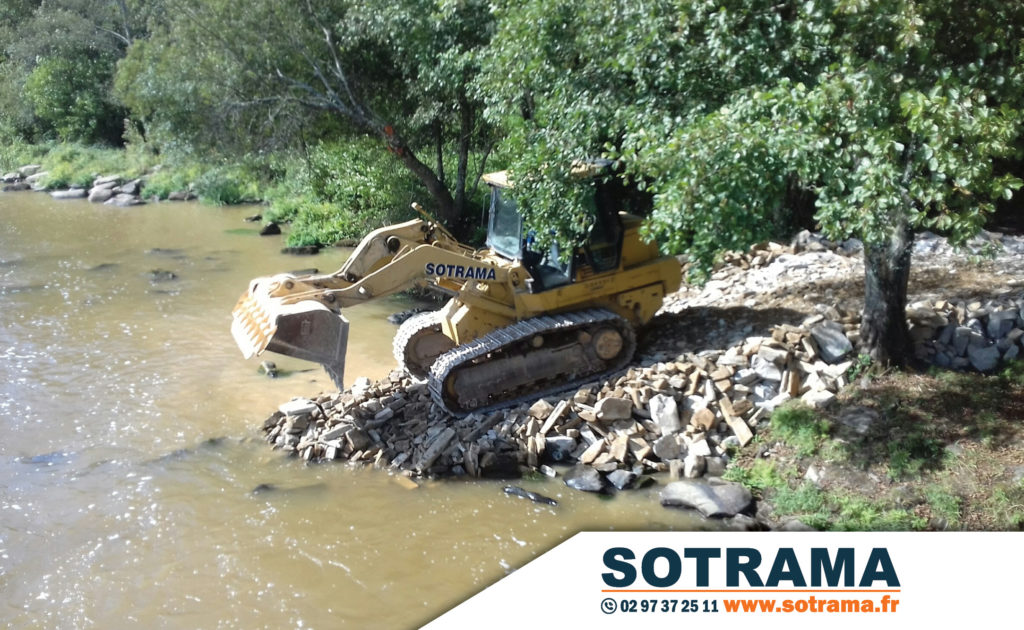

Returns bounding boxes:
[231,280,349,389]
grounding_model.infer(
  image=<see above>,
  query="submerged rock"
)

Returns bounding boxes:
[564,465,604,493]
[660,479,753,518]
[147,269,178,283]
[282,245,321,255]
[503,485,558,506]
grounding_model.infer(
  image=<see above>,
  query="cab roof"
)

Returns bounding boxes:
[482,160,615,189]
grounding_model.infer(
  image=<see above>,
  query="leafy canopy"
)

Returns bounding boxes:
[482,0,1024,277]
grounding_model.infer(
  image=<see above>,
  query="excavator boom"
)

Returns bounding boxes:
[230,216,491,390]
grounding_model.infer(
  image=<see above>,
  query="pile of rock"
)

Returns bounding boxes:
[82,175,146,206]
[908,297,1024,372]
[261,307,863,494]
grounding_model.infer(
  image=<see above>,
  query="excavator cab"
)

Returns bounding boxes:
[482,169,645,292]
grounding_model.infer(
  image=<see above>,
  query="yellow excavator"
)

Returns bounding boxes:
[231,165,681,415]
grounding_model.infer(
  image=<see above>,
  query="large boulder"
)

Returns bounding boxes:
[968,344,1000,372]
[113,179,141,195]
[88,187,115,203]
[93,174,121,188]
[660,479,753,518]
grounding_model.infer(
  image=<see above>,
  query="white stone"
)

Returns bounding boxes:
[595,396,633,421]
[648,394,682,433]
[801,390,836,409]
[279,398,318,417]
[684,453,706,479]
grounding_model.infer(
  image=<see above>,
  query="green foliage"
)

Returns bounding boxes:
[482,0,1024,298]
[726,458,927,530]
[194,166,263,206]
[770,402,831,457]
[772,482,827,518]
[284,201,361,248]
[887,431,945,480]
[32,142,147,189]
[0,137,47,172]
[265,139,421,246]
[143,164,202,200]
[722,459,788,492]
[23,55,124,143]
[114,0,496,223]
[999,361,1024,387]
[827,494,927,531]
[306,139,421,216]
[846,354,875,381]
[924,485,962,529]
[987,484,1024,530]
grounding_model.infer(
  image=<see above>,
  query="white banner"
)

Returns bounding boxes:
[425,532,1022,629]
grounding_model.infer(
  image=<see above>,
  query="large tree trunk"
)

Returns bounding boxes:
[380,125,458,224]
[861,219,914,366]
[453,94,472,219]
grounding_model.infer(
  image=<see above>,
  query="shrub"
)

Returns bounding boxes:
[194,165,262,205]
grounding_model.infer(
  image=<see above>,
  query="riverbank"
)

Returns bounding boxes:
[0,140,432,248]
[260,228,1024,530]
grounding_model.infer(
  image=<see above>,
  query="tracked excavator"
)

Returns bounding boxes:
[231,165,681,415]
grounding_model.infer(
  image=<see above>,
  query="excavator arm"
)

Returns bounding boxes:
[230,217,498,388]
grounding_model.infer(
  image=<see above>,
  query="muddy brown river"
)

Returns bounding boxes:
[0,192,701,628]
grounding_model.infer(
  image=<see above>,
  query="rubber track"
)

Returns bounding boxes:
[427,308,635,416]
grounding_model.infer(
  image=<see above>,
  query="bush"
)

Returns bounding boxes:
[143,163,202,200]
[264,138,423,247]
[194,165,262,205]
[286,201,360,247]
[0,138,47,172]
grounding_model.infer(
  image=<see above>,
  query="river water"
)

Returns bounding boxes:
[0,193,700,628]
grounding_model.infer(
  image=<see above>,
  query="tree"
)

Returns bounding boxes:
[482,0,1024,365]
[24,54,124,142]
[0,0,155,143]
[117,0,497,225]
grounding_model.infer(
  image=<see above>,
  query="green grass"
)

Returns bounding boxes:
[987,483,1024,530]
[769,402,831,457]
[724,458,928,531]
[827,494,927,531]
[924,485,962,529]
[722,458,788,491]
[886,431,946,480]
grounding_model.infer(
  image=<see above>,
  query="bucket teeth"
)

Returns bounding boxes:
[231,291,278,357]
